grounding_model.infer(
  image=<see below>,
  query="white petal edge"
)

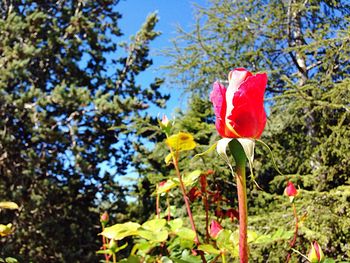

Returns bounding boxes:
[237,138,255,164]
[217,138,234,174]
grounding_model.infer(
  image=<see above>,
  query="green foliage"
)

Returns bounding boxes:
[0,0,167,261]
[100,217,201,262]
[248,187,350,261]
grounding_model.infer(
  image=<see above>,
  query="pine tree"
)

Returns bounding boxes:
[0,1,167,261]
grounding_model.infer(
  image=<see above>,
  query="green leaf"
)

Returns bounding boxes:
[198,244,221,255]
[165,153,174,165]
[133,241,154,253]
[179,239,194,249]
[182,170,202,186]
[142,218,166,232]
[156,179,177,194]
[138,218,168,242]
[271,228,293,240]
[192,142,218,159]
[101,222,140,240]
[4,258,18,263]
[252,234,273,244]
[247,230,258,243]
[118,255,140,263]
[179,250,202,263]
[115,242,128,253]
[176,227,196,241]
[171,259,192,263]
[155,170,201,195]
[96,249,112,255]
[160,206,177,219]
[138,229,168,243]
[168,218,183,232]
[216,230,238,257]
[160,256,173,263]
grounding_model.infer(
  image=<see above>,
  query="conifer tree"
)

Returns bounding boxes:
[0,0,167,261]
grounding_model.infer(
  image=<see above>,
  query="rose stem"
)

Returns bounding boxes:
[101,225,110,263]
[156,184,160,219]
[167,146,207,263]
[166,193,171,221]
[229,140,249,263]
[286,203,299,262]
[171,150,200,244]
[201,176,210,243]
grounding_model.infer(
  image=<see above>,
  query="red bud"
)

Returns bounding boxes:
[209,220,223,239]
[100,212,109,225]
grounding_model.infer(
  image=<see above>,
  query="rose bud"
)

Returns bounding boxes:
[159,114,172,134]
[100,212,109,226]
[209,220,223,239]
[161,115,169,126]
[308,241,325,263]
[210,68,267,139]
[284,181,298,202]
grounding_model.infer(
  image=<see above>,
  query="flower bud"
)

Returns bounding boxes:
[284,181,298,202]
[100,212,109,226]
[161,115,169,126]
[159,114,172,134]
[308,241,324,263]
[209,220,223,239]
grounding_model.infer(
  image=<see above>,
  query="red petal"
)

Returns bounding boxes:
[285,181,298,197]
[228,73,267,138]
[313,241,321,260]
[209,220,223,239]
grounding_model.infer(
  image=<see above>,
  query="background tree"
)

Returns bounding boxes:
[0,0,167,261]
[136,0,350,260]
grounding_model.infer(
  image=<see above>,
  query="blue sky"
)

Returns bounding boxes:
[101,0,209,188]
[116,0,209,116]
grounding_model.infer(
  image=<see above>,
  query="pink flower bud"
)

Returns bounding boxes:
[209,220,223,239]
[284,181,298,202]
[100,212,109,225]
[161,115,169,126]
[159,114,172,134]
[308,241,324,263]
